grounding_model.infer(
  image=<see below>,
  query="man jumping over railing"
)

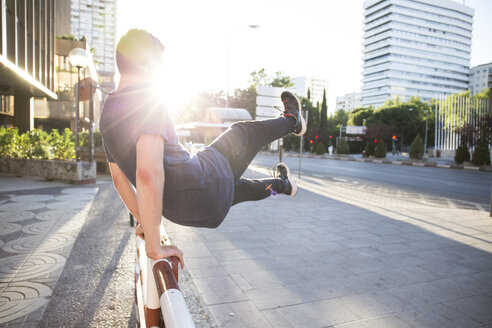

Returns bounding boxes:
[100,29,307,266]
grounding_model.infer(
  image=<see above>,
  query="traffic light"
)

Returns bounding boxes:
[310,139,314,144]
[315,135,318,139]
[374,139,378,143]
[330,135,332,139]
[392,135,397,141]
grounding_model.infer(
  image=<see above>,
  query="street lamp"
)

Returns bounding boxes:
[226,25,260,108]
[68,48,89,161]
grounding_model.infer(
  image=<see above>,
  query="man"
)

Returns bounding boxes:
[100,29,306,266]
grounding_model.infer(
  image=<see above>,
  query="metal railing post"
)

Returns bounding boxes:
[134,223,194,328]
[152,260,194,328]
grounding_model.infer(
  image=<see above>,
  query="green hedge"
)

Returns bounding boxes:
[364,142,374,157]
[375,140,387,158]
[454,144,470,164]
[0,126,75,161]
[313,141,326,155]
[472,141,491,166]
[409,135,424,160]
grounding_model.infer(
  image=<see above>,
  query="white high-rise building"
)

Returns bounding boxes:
[336,92,362,112]
[292,76,329,106]
[70,0,117,75]
[361,0,473,108]
[470,63,492,95]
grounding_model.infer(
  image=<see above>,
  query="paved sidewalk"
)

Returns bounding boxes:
[165,167,492,327]
[0,174,214,328]
[0,175,100,326]
[2,164,492,327]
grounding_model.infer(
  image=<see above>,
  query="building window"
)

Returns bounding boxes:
[0,95,14,116]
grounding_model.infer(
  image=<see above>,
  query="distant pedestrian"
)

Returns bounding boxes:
[100,29,306,264]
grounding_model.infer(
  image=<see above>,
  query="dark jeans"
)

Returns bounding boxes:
[209,116,296,205]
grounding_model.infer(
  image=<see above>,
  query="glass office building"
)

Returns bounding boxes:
[361,0,474,108]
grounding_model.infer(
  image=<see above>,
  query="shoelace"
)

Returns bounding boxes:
[274,105,294,118]
[266,166,277,178]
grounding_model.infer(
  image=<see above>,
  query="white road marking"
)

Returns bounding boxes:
[446,199,457,209]
[475,204,485,212]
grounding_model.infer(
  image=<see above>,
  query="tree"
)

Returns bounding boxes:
[307,88,311,101]
[369,97,432,147]
[249,68,269,87]
[270,71,293,88]
[409,135,424,160]
[230,85,257,119]
[249,68,293,88]
[364,142,374,157]
[472,141,491,166]
[374,140,387,158]
[348,107,374,126]
[337,138,349,154]
[454,144,470,164]
[313,141,326,155]
[333,109,349,128]
[366,124,397,147]
[320,89,328,128]
[302,97,319,128]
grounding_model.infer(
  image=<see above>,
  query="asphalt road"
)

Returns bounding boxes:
[252,154,492,208]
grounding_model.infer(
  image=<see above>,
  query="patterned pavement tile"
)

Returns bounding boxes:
[0,186,97,326]
[0,211,36,222]
[0,202,46,212]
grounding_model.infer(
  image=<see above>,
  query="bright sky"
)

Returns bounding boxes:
[117,0,492,114]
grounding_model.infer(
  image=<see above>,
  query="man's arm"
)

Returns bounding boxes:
[136,134,184,267]
[109,162,140,222]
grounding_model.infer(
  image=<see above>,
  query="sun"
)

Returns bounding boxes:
[153,55,194,120]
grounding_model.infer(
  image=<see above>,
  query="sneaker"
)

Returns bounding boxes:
[276,163,298,197]
[281,91,306,136]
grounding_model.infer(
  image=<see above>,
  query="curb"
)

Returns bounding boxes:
[260,152,492,172]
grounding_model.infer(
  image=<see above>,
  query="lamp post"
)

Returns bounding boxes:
[226,25,260,108]
[68,48,89,162]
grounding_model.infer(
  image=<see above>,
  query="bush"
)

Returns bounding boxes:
[337,138,350,154]
[80,130,103,149]
[313,141,326,155]
[472,141,491,166]
[454,144,470,164]
[0,127,19,157]
[364,142,374,157]
[17,129,51,159]
[409,135,424,160]
[0,126,75,161]
[49,129,75,160]
[375,140,387,158]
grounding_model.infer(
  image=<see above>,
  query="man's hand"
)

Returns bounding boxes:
[137,224,185,268]
[136,223,145,239]
[158,245,185,269]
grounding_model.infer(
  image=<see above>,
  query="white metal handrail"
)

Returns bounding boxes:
[135,224,194,328]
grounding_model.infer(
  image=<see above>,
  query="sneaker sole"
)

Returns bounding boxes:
[294,114,307,136]
[284,164,298,197]
[283,91,306,137]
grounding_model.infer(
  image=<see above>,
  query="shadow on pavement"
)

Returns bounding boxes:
[166,173,492,327]
[39,184,137,328]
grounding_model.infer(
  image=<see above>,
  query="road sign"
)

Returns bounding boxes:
[346,126,366,135]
